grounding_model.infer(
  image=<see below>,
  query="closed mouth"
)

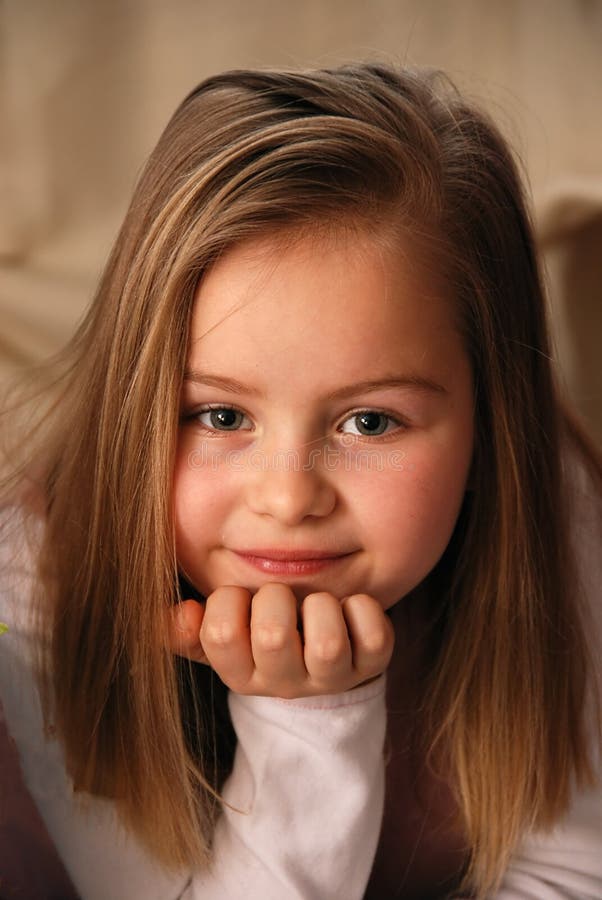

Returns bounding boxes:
[230,548,356,575]
[232,548,353,561]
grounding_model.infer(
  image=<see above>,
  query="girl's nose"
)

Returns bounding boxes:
[245,448,336,525]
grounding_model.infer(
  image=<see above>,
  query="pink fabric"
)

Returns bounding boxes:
[0,702,78,899]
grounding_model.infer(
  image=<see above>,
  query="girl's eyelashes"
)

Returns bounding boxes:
[183,404,407,439]
[338,410,405,438]
[192,404,253,432]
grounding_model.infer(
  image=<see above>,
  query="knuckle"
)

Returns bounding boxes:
[361,628,390,656]
[313,635,346,664]
[203,618,240,648]
[255,621,289,652]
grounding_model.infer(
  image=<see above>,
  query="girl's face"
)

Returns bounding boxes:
[174,229,474,610]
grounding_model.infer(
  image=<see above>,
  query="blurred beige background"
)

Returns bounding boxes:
[1,0,601,443]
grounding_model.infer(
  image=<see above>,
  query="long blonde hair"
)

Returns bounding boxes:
[3,64,600,896]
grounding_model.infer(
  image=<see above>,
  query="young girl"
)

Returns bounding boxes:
[1,63,601,900]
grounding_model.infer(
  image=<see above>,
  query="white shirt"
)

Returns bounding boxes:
[0,513,385,899]
[1,463,601,899]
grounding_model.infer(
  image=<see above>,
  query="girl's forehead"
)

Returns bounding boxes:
[186,228,469,393]
[191,225,445,330]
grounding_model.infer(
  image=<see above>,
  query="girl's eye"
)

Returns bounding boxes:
[339,411,401,437]
[196,406,251,431]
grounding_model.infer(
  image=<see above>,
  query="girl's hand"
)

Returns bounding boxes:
[170,584,394,698]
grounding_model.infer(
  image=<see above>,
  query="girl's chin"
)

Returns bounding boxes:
[180,563,413,610]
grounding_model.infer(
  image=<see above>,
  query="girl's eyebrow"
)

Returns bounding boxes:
[184,372,264,396]
[184,371,447,398]
[325,376,447,400]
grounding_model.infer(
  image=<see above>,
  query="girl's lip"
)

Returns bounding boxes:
[231,549,355,576]
[233,548,352,560]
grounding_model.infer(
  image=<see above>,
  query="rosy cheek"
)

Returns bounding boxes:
[384,441,459,516]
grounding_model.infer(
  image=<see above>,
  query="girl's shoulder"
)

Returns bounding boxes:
[0,505,47,731]
[0,504,43,634]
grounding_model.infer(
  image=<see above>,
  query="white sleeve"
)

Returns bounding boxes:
[0,514,386,900]
[185,680,386,900]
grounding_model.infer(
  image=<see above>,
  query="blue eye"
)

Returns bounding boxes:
[197,407,250,431]
[340,411,399,437]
